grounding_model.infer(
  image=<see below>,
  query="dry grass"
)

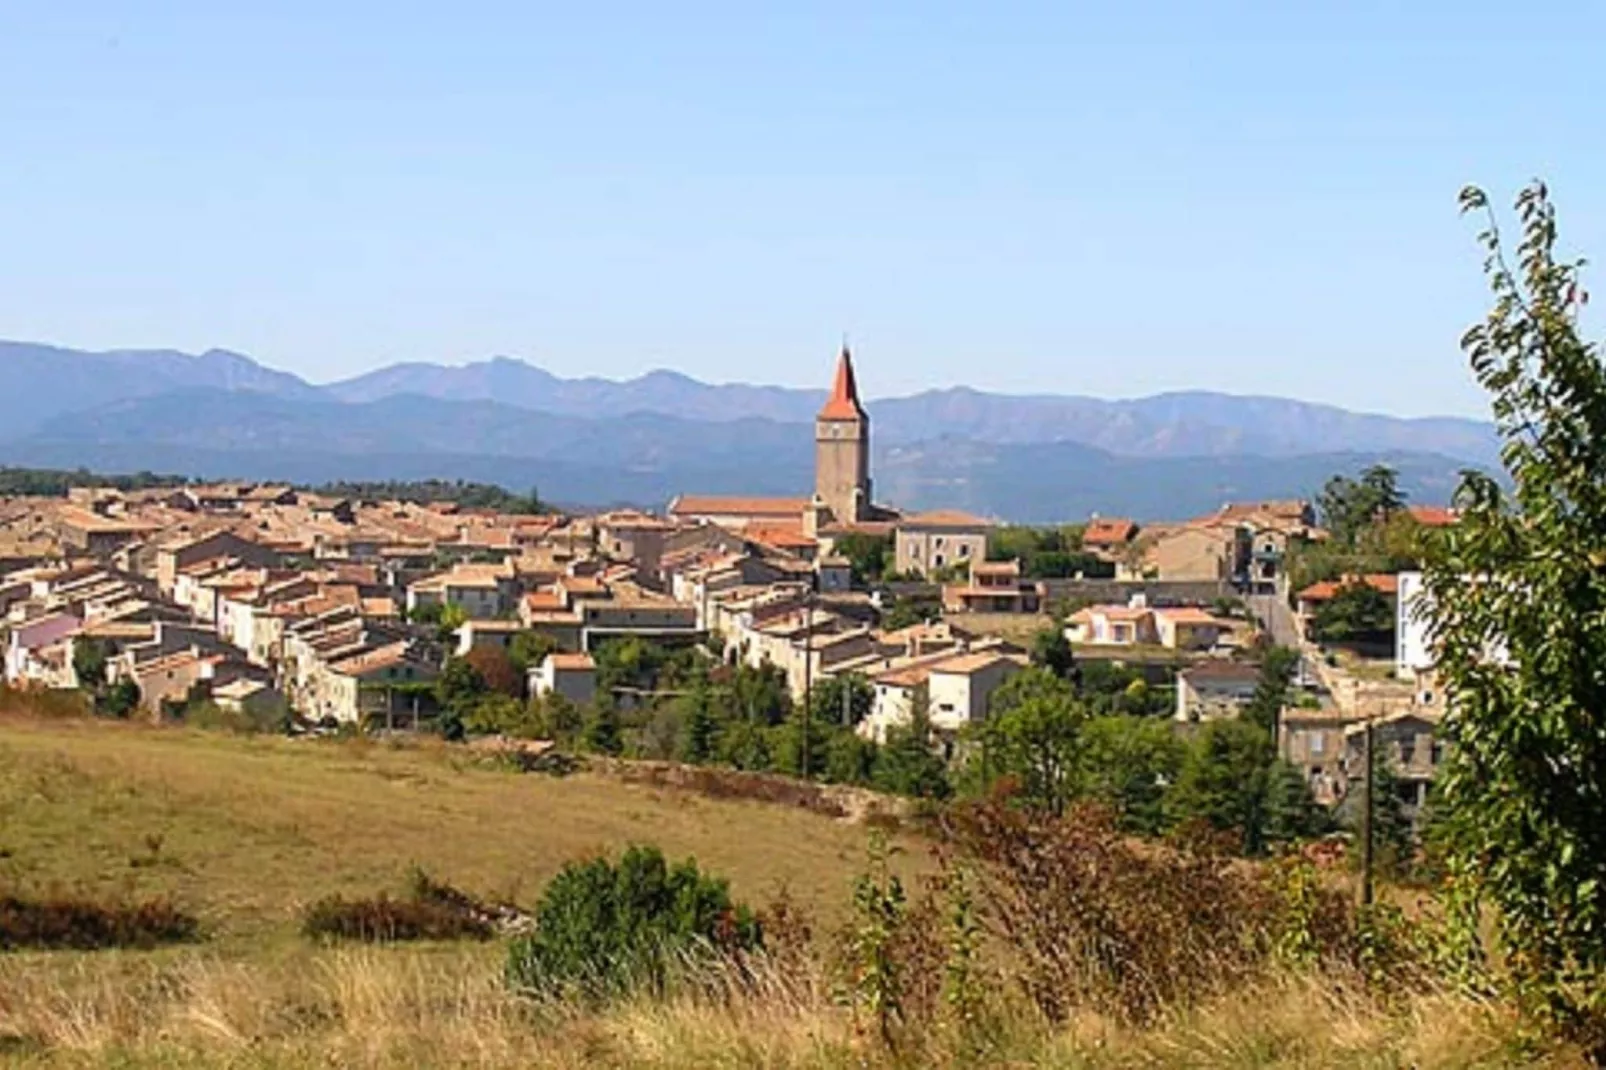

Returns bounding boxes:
[0,715,1586,1068]
[0,716,905,948]
[0,945,1581,1068]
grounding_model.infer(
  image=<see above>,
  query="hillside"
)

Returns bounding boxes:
[0,717,880,943]
[0,715,1569,1069]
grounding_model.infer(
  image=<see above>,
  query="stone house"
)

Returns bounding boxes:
[530,652,597,706]
[1174,660,1261,722]
[893,511,991,577]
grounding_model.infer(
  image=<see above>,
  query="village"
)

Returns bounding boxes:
[0,349,1456,829]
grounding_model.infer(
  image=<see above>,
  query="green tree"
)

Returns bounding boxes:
[1310,582,1395,643]
[99,677,141,720]
[1078,715,1185,835]
[72,639,108,690]
[772,708,831,780]
[1244,646,1299,734]
[1030,627,1075,680]
[582,703,623,756]
[1262,760,1331,847]
[1318,464,1408,549]
[675,681,721,764]
[809,673,873,728]
[972,668,1085,816]
[436,602,469,641]
[1166,718,1275,855]
[435,656,487,718]
[873,688,951,799]
[834,532,891,584]
[1426,197,1606,1034]
[1341,742,1413,878]
[508,630,560,676]
[825,728,878,786]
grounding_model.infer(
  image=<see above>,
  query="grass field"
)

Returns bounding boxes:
[0,716,893,948]
[0,715,1586,1068]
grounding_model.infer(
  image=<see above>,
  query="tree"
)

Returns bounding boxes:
[1166,718,1275,855]
[435,656,487,718]
[834,532,891,585]
[1261,760,1331,847]
[881,596,939,632]
[810,673,874,728]
[1310,582,1395,643]
[873,687,951,799]
[1077,715,1185,835]
[1423,191,1606,1034]
[508,630,560,676]
[436,603,469,641]
[464,645,522,698]
[582,704,623,756]
[1318,464,1407,549]
[675,682,721,764]
[773,707,831,780]
[1030,628,1075,680]
[972,668,1085,816]
[1244,646,1299,734]
[99,678,141,720]
[825,728,878,786]
[72,639,108,690]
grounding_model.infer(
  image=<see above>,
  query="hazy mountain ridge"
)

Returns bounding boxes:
[0,340,1498,463]
[3,388,1474,522]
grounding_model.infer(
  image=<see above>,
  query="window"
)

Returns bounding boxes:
[934,554,945,567]
[1310,734,1324,755]
[936,537,946,549]
[959,544,971,557]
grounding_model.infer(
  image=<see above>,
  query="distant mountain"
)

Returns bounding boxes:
[0,340,318,437]
[325,356,1501,465]
[2,388,1478,522]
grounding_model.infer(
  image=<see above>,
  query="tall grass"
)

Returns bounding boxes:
[0,947,1579,1068]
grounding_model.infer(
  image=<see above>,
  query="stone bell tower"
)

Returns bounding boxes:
[813,346,871,525]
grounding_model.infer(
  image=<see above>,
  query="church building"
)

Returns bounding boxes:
[667,347,898,543]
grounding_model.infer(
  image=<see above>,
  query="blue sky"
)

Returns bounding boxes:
[1,2,1601,417]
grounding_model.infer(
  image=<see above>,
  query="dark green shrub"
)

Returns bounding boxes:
[507,845,760,1001]
[0,893,198,951]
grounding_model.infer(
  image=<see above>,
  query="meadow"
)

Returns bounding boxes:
[0,715,1587,1068]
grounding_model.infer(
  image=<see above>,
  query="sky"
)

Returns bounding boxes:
[1,2,1602,418]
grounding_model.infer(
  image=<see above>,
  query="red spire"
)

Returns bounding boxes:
[818,345,866,420]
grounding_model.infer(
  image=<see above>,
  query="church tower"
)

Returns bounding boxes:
[814,346,872,525]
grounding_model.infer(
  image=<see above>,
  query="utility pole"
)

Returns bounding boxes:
[1361,716,1376,908]
[801,590,813,778]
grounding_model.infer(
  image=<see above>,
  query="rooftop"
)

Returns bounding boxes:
[817,346,868,421]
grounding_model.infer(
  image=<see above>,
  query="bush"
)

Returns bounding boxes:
[507,845,761,1002]
[0,892,198,951]
[301,871,498,944]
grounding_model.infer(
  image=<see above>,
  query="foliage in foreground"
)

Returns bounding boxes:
[1424,181,1606,1048]
[507,845,761,1002]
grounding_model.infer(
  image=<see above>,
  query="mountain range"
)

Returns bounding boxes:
[0,341,1498,521]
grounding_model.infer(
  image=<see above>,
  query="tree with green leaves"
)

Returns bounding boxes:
[507,630,560,677]
[1340,742,1413,878]
[1310,581,1395,644]
[1261,759,1331,847]
[582,703,623,756]
[833,532,891,585]
[971,668,1085,816]
[810,673,873,728]
[873,686,951,799]
[1077,715,1185,835]
[72,638,108,690]
[434,656,487,719]
[1244,646,1298,735]
[1318,464,1407,549]
[1165,718,1275,855]
[1423,182,1606,1037]
[1030,627,1075,680]
[675,681,721,764]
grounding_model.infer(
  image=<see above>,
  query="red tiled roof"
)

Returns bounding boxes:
[669,496,809,519]
[818,347,867,421]
[747,524,817,551]
[1297,574,1400,602]
[1082,517,1137,546]
[1408,505,1459,527]
[899,510,993,529]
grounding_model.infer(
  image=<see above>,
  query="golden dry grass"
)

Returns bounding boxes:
[0,716,898,947]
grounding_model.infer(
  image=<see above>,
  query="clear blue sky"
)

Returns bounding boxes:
[2,2,1601,418]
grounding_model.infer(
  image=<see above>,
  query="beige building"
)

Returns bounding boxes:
[531,652,597,706]
[894,511,991,577]
[813,347,872,527]
[1119,523,1247,584]
[1174,661,1261,722]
